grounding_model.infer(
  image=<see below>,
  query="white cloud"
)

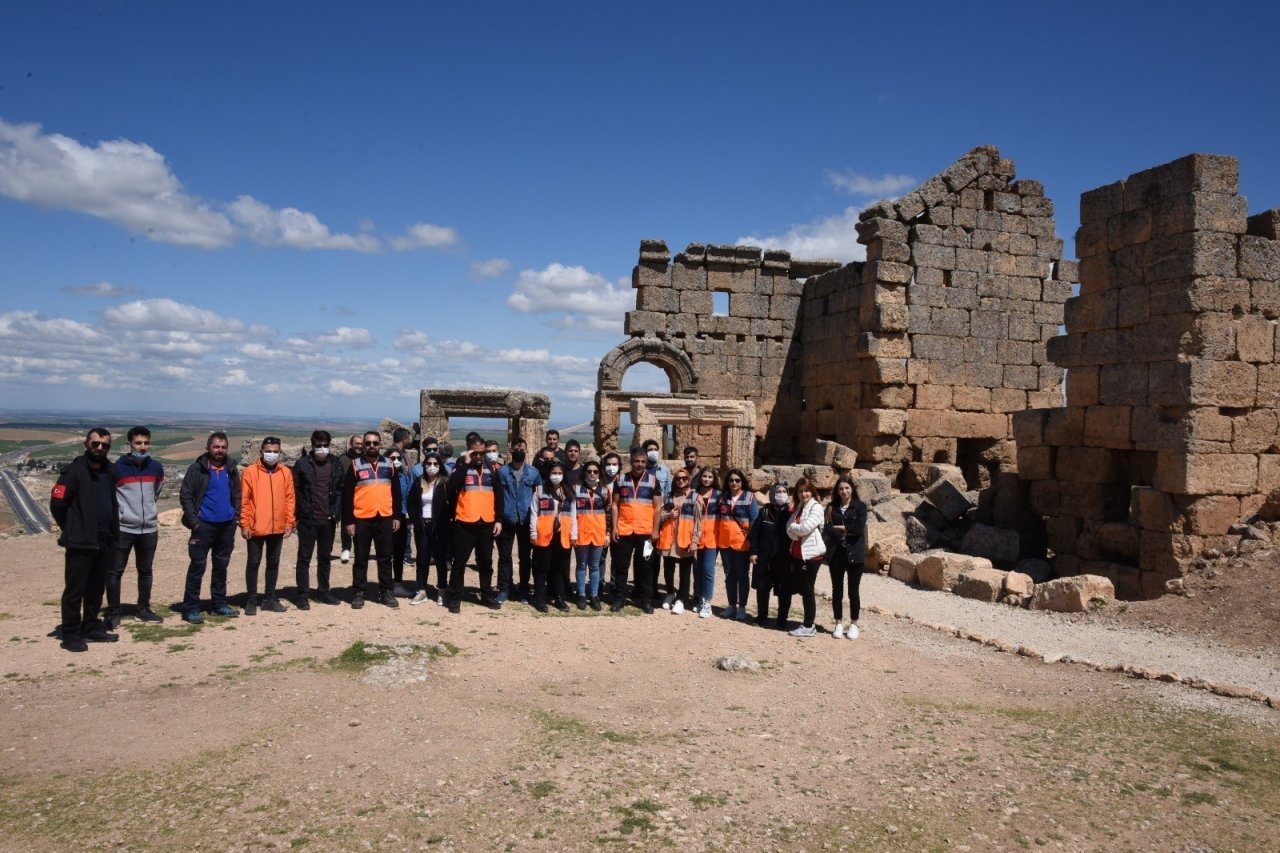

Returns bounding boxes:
[388,222,460,251]
[507,263,633,333]
[219,368,251,387]
[311,326,374,348]
[60,281,142,297]
[735,207,865,263]
[825,169,916,198]
[0,118,237,248]
[0,310,103,344]
[227,195,380,252]
[102,298,258,334]
[327,378,362,396]
[469,257,511,279]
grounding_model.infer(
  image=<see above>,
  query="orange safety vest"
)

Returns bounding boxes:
[658,493,697,551]
[615,471,658,536]
[575,484,609,547]
[456,464,496,523]
[352,456,394,519]
[715,490,757,552]
[696,489,720,549]
[532,486,572,548]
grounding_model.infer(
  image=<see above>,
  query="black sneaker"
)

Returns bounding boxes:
[244,598,258,616]
[642,600,655,615]
[134,608,164,623]
[60,636,88,652]
[84,626,119,643]
[554,599,570,612]
[318,590,340,605]
[589,596,602,612]
[534,601,549,613]
[610,597,626,612]
[576,595,587,611]
[351,594,364,610]
[447,599,461,614]
[379,591,399,608]
[404,555,416,566]
[262,598,286,613]
[295,596,311,611]
[104,611,122,630]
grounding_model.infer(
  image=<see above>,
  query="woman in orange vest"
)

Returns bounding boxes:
[657,467,701,614]
[691,466,720,619]
[572,459,608,611]
[528,460,574,612]
[715,468,759,622]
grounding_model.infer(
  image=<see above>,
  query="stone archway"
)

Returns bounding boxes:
[595,337,698,450]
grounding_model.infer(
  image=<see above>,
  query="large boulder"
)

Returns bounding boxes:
[921,477,975,522]
[904,515,933,553]
[952,567,1008,603]
[1030,575,1116,612]
[959,523,1021,569]
[871,492,925,526]
[917,553,993,592]
[853,471,891,504]
[814,439,858,470]
[867,521,910,570]
[888,553,933,584]
[1014,558,1053,583]
[1003,571,1035,606]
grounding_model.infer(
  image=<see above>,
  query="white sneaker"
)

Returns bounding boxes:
[698,602,712,619]
[662,592,677,610]
[833,623,845,639]
[340,549,351,564]
[671,599,685,615]
[721,606,736,619]
[735,608,749,621]
[410,590,429,606]
[788,625,816,638]
[847,623,859,640]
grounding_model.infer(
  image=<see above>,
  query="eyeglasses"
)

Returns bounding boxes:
[727,477,742,483]
[674,477,689,483]
[365,441,381,447]
[388,455,401,461]
[89,441,111,449]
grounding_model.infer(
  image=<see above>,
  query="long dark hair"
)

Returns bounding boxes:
[544,461,567,501]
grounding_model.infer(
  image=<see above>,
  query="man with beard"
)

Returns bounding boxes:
[178,431,241,623]
[496,436,540,605]
[292,430,344,608]
[49,427,121,652]
[445,435,504,612]
[341,430,402,609]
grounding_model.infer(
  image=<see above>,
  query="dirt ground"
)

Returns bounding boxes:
[1,529,1277,852]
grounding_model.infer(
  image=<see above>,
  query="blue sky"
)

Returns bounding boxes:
[2,2,1278,426]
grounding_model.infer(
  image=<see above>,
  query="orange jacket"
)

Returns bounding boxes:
[240,460,296,536]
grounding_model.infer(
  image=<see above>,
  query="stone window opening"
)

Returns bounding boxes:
[712,291,729,316]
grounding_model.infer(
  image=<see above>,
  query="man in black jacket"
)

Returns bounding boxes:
[292,429,345,608]
[49,427,121,652]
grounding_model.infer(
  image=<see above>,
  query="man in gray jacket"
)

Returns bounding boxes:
[106,426,165,627]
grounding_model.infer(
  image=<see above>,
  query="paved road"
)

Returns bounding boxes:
[0,468,50,534]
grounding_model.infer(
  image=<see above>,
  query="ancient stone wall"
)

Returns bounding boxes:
[799,146,1070,491]
[596,241,838,460]
[1015,153,1280,597]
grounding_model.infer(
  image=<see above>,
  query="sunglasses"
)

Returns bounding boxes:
[89,440,112,449]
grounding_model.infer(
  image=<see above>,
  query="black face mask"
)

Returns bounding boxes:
[511,450,526,464]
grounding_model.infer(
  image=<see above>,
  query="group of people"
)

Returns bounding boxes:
[48,425,869,653]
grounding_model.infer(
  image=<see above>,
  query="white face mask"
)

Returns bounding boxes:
[773,492,788,506]
[646,450,659,462]
[262,451,281,465]
[549,473,564,485]
[391,459,402,469]
[485,451,499,462]
[604,464,619,478]
[425,463,440,475]
[312,446,330,460]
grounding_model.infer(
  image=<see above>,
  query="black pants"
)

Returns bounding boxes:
[295,518,335,596]
[662,556,692,599]
[413,519,449,589]
[245,533,284,600]
[778,557,822,627]
[341,524,352,554]
[392,517,409,582]
[532,541,568,606]
[107,530,158,614]
[450,520,495,601]
[829,556,865,622]
[754,553,791,622]
[183,520,236,613]
[611,534,655,604]
[496,516,532,597]
[353,516,395,596]
[62,545,111,638]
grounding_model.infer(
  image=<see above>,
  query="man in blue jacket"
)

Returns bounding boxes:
[106,425,165,627]
[49,427,121,652]
[178,431,241,623]
[495,436,540,605]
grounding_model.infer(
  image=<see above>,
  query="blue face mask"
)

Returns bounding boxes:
[131,450,149,461]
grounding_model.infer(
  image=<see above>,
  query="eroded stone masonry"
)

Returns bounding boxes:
[595,146,1280,595]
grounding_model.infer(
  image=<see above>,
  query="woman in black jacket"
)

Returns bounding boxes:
[748,482,792,629]
[824,475,868,640]
[407,452,452,605]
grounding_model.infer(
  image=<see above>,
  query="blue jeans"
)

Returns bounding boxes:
[722,549,750,609]
[183,520,236,613]
[575,543,603,597]
[696,548,718,605]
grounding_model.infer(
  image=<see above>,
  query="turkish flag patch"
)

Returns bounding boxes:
[51,484,67,499]
[358,470,371,480]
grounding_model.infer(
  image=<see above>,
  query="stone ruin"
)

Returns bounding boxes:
[419,389,550,453]
[590,146,1280,597]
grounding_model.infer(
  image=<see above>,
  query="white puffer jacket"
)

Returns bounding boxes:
[786,498,827,561]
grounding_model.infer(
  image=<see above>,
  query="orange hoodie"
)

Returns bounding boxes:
[240,459,296,536]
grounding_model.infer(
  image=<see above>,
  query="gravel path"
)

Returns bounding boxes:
[814,573,1280,699]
